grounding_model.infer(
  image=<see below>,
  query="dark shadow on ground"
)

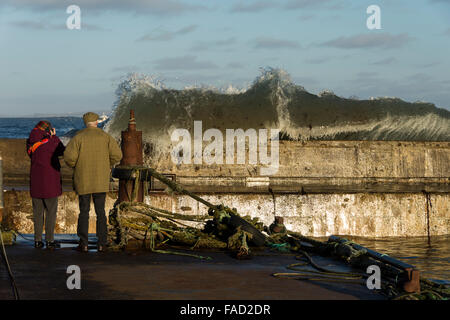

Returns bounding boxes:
[0,235,385,300]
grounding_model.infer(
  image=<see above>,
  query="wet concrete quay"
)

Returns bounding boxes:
[0,237,384,300]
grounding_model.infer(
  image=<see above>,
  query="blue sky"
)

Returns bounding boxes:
[0,0,449,116]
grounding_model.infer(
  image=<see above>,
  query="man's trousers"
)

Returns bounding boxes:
[77,193,107,246]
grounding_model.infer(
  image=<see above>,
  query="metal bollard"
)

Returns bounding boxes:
[118,110,145,203]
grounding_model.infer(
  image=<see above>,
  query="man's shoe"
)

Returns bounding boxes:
[46,241,61,250]
[75,244,88,252]
[97,245,106,253]
[34,241,44,249]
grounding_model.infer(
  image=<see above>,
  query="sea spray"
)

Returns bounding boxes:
[104,68,450,165]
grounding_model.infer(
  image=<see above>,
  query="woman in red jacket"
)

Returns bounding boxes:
[27,121,65,249]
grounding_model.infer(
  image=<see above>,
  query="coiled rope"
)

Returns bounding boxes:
[273,250,365,283]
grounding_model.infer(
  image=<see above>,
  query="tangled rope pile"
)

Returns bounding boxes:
[107,201,261,260]
[107,166,449,300]
[106,199,449,300]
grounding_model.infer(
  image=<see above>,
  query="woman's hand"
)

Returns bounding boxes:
[50,128,56,136]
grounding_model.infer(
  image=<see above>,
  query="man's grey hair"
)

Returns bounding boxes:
[87,121,98,127]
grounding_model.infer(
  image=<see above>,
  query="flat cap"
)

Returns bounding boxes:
[83,112,99,125]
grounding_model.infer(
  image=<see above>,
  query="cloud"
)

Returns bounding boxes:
[334,71,450,110]
[10,20,62,30]
[226,62,244,69]
[153,55,218,70]
[321,33,413,49]
[415,62,440,68]
[298,14,315,21]
[1,0,208,16]
[83,23,111,31]
[293,75,318,86]
[285,0,333,9]
[137,24,197,42]
[164,73,232,85]
[10,19,110,31]
[356,71,378,79]
[305,57,329,64]
[371,57,397,65]
[253,37,300,49]
[230,1,276,13]
[430,0,450,3]
[191,37,237,51]
[230,0,337,13]
[408,73,432,82]
[111,66,140,73]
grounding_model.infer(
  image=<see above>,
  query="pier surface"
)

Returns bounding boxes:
[0,238,384,300]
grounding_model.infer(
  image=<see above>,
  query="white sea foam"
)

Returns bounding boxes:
[104,68,450,164]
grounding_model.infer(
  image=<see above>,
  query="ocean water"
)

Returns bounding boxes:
[345,235,450,284]
[0,117,84,139]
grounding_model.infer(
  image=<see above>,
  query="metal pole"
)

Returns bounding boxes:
[0,154,3,223]
[328,235,420,293]
[145,167,217,209]
[328,235,416,270]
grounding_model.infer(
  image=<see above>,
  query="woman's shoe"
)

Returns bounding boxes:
[75,244,88,252]
[34,241,44,248]
[46,241,61,250]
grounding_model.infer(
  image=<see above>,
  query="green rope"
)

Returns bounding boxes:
[268,243,291,253]
[146,222,212,260]
[130,169,140,202]
[109,167,449,300]
[273,251,365,283]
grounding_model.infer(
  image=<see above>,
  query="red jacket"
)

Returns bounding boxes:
[27,129,65,199]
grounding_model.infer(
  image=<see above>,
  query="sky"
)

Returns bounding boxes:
[0,0,449,116]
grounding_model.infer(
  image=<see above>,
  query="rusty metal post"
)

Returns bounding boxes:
[118,110,144,203]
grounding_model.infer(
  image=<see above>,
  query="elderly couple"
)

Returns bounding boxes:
[27,112,122,252]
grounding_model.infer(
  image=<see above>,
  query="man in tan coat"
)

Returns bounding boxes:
[64,112,122,252]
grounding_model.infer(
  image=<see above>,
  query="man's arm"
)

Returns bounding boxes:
[108,136,123,167]
[63,137,79,168]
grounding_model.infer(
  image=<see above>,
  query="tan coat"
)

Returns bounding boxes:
[64,127,122,195]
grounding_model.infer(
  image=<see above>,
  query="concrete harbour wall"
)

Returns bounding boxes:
[1,191,448,237]
[0,139,448,237]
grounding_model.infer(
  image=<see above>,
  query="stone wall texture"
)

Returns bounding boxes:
[0,139,448,237]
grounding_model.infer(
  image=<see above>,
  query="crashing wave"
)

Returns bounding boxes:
[104,67,450,162]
